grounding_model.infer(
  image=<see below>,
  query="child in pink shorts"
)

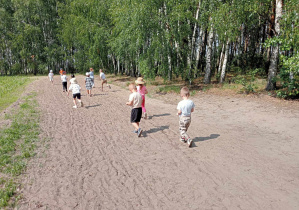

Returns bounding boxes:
[135,77,148,119]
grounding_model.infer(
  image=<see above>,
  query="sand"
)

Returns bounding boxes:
[18,75,299,210]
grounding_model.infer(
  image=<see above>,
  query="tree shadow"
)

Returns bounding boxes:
[142,125,169,137]
[148,113,171,119]
[93,93,108,96]
[85,104,101,109]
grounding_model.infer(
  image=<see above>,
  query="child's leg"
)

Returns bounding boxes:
[142,96,146,113]
[179,116,191,140]
[132,122,139,131]
[73,98,77,106]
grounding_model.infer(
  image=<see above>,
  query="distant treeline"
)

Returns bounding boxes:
[0,0,298,92]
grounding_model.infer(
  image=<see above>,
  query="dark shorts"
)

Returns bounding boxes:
[131,108,142,123]
[73,93,81,99]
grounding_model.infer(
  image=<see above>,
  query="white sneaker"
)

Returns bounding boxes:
[73,105,77,109]
[187,138,193,147]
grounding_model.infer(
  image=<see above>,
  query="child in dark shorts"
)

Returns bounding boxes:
[126,83,143,137]
[68,78,83,108]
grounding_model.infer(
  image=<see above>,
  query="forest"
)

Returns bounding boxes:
[0,0,298,97]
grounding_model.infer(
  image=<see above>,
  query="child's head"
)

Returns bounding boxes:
[50,70,53,73]
[63,71,66,75]
[71,74,75,78]
[86,72,90,77]
[90,68,94,72]
[180,86,190,98]
[100,69,103,73]
[71,78,78,84]
[135,77,145,87]
[128,83,137,92]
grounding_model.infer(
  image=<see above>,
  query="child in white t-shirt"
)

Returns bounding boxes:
[61,72,68,93]
[48,70,54,85]
[99,69,111,91]
[177,86,195,147]
[68,78,83,108]
[126,83,143,137]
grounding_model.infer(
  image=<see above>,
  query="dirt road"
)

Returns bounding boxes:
[19,76,299,209]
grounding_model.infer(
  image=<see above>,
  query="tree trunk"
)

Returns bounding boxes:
[266,0,282,90]
[204,27,214,84]
[218,43,225,74]
[195,27,204,70]
[220,38,230,83]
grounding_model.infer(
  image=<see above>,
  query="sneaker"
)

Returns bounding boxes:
[137,128,143,137]
[133,130,138,134]
[180,136,186,143]
[80,102,84,107]
[144,113,148,120]
[73,105,77,109]
[187,138,193,147]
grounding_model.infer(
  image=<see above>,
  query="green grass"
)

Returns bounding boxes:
[0,76,33,112]
[157,85,181,94]
[0,92,40,208]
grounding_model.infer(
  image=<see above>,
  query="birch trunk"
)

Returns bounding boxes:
[218,43,225,74]
[204,27,214,84]
[266,0,282,90]
[220,38,230,83]
[195,28,204,70]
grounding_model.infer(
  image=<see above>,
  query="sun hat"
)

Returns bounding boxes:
[86,72,90,76]
[70,78,78,84]
[135,77,145,85]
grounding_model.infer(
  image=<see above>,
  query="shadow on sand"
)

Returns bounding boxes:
[148,113,171,119]
[142,125,169,137]
[192,134,220,147]
[85,104,101,109]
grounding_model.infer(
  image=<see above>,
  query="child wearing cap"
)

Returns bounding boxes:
[68,78,83,108]
[48,70,54,85]
[135,77,148,119]
[61,71,68,93]
[126,83,143,137]
[85,72,93,97]
[99,69,111,91]
[177,86,195,147]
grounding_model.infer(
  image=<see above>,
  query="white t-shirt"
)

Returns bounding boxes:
[61,75,67,82]
[69,84,81,94]
[48,73,54,78]
[100,72,106,80]
[129,92,142,109]
[89,71,94,78]
[177,99,195,116]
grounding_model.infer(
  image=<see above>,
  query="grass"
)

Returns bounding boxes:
[0,76,34,112]
[157,85,181,94]
[0,92,40,208]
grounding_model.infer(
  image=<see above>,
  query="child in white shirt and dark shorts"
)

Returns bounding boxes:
[68,78,83,108]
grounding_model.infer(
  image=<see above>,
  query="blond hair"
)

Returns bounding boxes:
[129,83,137,91]
[180,86,190,97]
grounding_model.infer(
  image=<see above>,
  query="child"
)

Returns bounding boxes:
[70,74,75,85]
[68,78,83,108]
[177,87,195,147]
[85,72,93,97]
[99,69,111,91]
[135,77,148,119]
[59,68,63,75]
[48,70,54,85]
[61,71,68,92]
[89,68,95,88]
[126,83,143,137]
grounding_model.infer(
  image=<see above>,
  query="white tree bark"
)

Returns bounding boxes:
[195,28,204,70]
[220,38,230,83]
[266,0,282,90]
[218,43,225,74]
[204,27,214,84]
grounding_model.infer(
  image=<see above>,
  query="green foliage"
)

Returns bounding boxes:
[157,85,181,94]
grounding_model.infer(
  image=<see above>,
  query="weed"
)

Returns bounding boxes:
[157,85,181,94]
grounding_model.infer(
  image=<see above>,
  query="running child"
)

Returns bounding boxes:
[68,78,83,108]
[135,77,148,119]
[177,86,195,147]
[48,70,54,85]
[89,68,95,88]
[99,69,111,91]
[61,71,68,93]
[85,72,93,97]
[126,83,143,137]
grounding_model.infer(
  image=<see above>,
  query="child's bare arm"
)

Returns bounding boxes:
[177,109,182,115]
[191,108,194,112]
[126,100,133,106]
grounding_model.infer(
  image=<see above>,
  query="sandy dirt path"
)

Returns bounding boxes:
[19,75,299,210]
